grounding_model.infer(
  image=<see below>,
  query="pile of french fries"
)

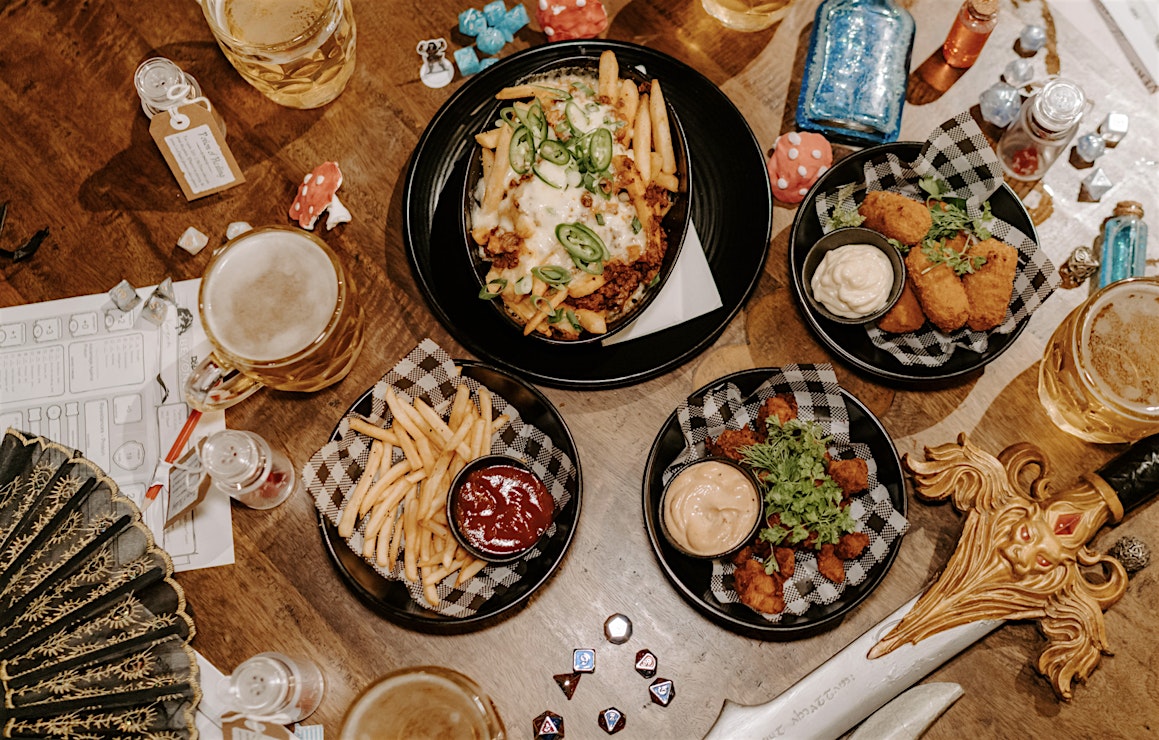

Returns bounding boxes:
[337,384,509,606]
[469,49,680,340]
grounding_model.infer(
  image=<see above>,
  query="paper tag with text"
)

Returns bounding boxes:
[222,715,298,740]
[150,103,244,200]
[166,440,211,527]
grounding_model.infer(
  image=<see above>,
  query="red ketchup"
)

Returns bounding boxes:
[453,464,555,557]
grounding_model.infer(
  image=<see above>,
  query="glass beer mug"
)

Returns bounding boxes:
[184,226,365,412]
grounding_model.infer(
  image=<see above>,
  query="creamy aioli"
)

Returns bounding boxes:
[663,461,761,557]
[810,244,895,318]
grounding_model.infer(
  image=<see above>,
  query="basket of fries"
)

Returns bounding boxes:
[305,340,581,624]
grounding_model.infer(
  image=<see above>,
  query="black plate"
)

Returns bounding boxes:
[404,39,771,389]
[642,369,906,638]
[318,361,582,633]
[789,142,1038,386]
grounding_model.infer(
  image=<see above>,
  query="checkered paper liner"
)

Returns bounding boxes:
[304,339,578,618]
[662,365,908,622]
[815,112,1060,367]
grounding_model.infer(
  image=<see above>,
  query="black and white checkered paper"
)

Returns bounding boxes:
[304,339,577,618]
[815,113,1060,367]
[663,365,907,622]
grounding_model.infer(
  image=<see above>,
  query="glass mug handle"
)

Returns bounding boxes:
[184,352,264,411]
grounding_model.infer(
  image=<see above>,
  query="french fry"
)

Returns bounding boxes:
[403,486,420,582]
[376,508,396,565]
[359,459,411,516]
[457,558,488,586]
[448,384,471,429]
[495,83,538,99]
[653,171,679,192]
[475,128,501,148]
[348,417,399,445]
[479,387,493,450]
[483,123,513,216]
[598,50,619,101]
[480,148,494,196]
[634,93,652,185]
[617,79,639,145]
[649,79,676,175]
[523,287,569,336]
[423,578,440,607]
[338,439,385,537]
[386,508,404,571]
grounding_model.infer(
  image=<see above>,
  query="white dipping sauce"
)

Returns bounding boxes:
[810,243,894,318]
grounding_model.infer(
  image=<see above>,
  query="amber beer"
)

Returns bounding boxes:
[339,667,505,740]
[185,226,364,411]
[700,0,794,31]
[1038,277,1159,443]
[199,0,356,109]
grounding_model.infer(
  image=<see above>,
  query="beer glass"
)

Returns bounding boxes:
[701,0,795,31]
[184,226,365,412]
[198,0,357,109]
[1038,277,1159,443]
[339,666,505,740]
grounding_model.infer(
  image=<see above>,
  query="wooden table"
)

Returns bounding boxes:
[3,0,1156,737]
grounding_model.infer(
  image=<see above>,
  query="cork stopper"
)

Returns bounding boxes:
[967,0,999,19]
[1113,201,1144,219]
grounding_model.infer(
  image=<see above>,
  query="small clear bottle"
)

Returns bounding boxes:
[796,0,916,146]
[134,57,226,135]
[942,0,999,69]
[996,78,1086,181]
[201,430,299,509]
[220,653,324,723]
[1098,201,1148,288]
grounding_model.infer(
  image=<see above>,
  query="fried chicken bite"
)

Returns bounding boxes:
[816,543,846,583]
[858,191,932,246]
[876,277,926,333]
[773,546,796,579]
[757,394,798,431]
[835,531,870,560]
[905,241,970,334]
[827,457,868,498]
[963,238,1018,331]
[733,558,785,614]
[706,427,762,461]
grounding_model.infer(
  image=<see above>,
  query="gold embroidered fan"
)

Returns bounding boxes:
[0,429,200,739]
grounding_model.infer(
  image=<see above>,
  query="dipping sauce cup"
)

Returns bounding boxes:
[660,457,763,559]
[802,227,905,324]
[448,455,555,563]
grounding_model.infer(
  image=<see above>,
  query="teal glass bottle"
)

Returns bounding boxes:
[796,0,916,146]
[1097,201,1148,289]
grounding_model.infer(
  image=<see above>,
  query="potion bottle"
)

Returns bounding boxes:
[134,57,226,135]
[1097,201,1148,289]
[201,429,298,509]
[996,78,1086,181]
[942,0,999,69]
[796,0,916,146]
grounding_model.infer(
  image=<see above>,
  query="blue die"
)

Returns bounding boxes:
[479,57,499,70]
[482,0,508,27]
[501,4,529,34]
[454,46,481,76]
[476,26,505,56]
[458,7,487,37]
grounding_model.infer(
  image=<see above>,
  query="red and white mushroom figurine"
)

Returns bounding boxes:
[288,161,352,231]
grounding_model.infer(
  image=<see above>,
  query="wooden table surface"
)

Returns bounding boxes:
[2,0,1157,737]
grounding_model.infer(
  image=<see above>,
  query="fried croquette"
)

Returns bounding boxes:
[733,558,785,614]
[905,243,970,333]
[835,531,871,560]
[816,543,846,583]
[826,457,869,497]
[757,394,798,430]
[876,278,926,333]
[705,427,762,461]
[963,238,1018,331]
[859,191,932,246]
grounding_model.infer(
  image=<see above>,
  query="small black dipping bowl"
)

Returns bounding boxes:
[658,457,763,560]
[801,227,906,325]
[448,454,554,564]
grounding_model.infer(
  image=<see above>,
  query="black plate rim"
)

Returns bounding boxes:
[788,141,1040,385]
[317,360,583,632]
[402,38,771,390]
[641,368,907,638]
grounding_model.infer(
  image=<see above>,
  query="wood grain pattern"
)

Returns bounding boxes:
[1,0,1156,737]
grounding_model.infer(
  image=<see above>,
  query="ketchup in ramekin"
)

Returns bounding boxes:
[450,457,555,561]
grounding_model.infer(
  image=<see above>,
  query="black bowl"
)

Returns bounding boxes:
[460,52,692,345]
[801,227,906,324]
[657,456,762,559]
[446,454,554,564]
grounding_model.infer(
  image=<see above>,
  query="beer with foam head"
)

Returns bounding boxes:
[1038,277,1159,443]
[339,667,504,740]
[186,226,364,411]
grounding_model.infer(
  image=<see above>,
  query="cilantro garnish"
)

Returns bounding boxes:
[916,175,993,273]
[830,182,866,229]
[740,416,856,574]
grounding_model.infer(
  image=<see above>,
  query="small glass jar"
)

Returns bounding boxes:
[997,78,1086,181]
[942,0,999,69]
[201,429,298,509]
[134,57,226,135]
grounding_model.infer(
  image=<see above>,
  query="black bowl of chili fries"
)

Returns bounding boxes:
[461,48,692,345]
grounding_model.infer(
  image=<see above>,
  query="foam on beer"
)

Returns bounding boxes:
[203,230,339,362]
[1083,281,1159,413]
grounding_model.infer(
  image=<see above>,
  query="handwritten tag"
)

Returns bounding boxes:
[150,103,244,200]
[166,441,210,527]
[222,715,298,740]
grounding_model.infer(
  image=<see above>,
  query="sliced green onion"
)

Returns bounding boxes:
[587,128,613,172]
[595,213,605,226]
[509,125,532,175]
[499,107,518,127]
[532,85,570,99]
[565,101,590,133]
[631,216,642,234]
[532,265,572,286]
[478,278,508,300]
[647,272,661,288]
[564,308,579,329]
[539,140,571,165]
[573,80,595,97]
[531,294,561,320]
[514,275,532,295]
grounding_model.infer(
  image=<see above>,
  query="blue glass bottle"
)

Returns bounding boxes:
[1097,201,1148,288]
[796,0,916,146]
